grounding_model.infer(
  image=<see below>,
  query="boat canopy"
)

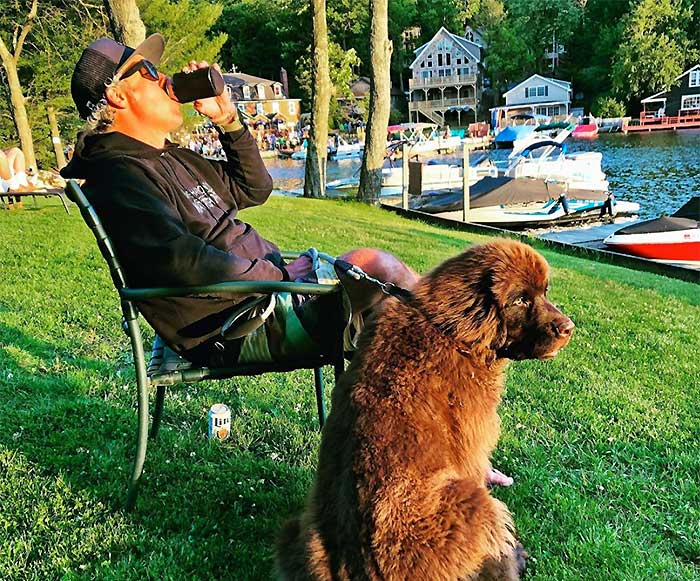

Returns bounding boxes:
[387,123,437,132]
[673,196,700,220]
[615,216,699,235]
[518,140,565,157]
[412,176,608,213]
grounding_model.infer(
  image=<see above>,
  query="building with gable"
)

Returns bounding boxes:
[489,74,572,128]
[223,71,301,130]
[640,64,700,117]
[407,27,484,126]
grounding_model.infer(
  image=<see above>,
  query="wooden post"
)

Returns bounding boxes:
[401,142,409,210]
[462,142,470,222]
[47,106,67,170]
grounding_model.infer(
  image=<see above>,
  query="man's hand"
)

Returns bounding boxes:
[181,61,236,124]
[284,255,314,281]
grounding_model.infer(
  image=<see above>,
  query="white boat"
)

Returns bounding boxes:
[496,140,609,193]
[327,161,497,196]
[387,123,462,156]
[290,134,364,161]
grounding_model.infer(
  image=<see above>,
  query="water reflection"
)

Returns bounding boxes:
[264,130,700,220]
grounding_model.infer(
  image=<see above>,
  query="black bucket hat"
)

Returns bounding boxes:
[71,33,165,119]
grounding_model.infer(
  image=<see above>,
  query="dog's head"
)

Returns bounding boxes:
[416,239,574,361]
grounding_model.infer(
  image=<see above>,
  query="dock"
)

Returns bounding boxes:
[623,112,700,133]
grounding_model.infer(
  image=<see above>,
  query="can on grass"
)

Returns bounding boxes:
[208,403,231,440]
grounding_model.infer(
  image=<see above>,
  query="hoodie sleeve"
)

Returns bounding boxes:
[90,164,286,288]
[211,125,275,210]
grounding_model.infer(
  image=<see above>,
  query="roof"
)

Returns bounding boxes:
[409,27,481,70]
[503,74,571,98]
[676,64,700,80]
[641,65,700,102]
[223,73,286,100]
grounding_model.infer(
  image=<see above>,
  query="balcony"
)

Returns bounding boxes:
[409,74,477,90]
[409,97,477,112]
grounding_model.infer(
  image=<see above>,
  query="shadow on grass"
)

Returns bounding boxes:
[0,322,317,577]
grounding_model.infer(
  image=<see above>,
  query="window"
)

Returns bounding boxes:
[536,106,548,116]
[288,101,297,114]
[438,70,445,77]
[456,58,462,65]
[445,68,452,77]
[427,60,432,68]
[526,85,548,98]
[242,85,251,100]
[681,95,700,110]
[438,53,443,67]
[446,53,451,66]
[690,70,700,88]
[272,101,280,113]
[422,71,429,78]
[420,60,425,68]
[273,84,282,98]
[256,103,264,115]
[257,84,266,100]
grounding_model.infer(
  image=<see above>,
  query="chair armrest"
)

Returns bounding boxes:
[120,280,339,300]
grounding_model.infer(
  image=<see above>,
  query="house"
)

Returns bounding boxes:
[490,74,571,128]
[407,27,484,126]
[640,64,700,116]
[223,71,301,130]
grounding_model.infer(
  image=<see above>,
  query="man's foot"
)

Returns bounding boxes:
[486,467,513,487]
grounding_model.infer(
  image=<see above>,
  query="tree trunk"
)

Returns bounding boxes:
[47,107,67,170]
[303,0,331,198]
[104,0,146,46]
[357,0,392,202]
[0,0,38,171]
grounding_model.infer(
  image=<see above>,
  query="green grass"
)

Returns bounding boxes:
[1,196,699,580]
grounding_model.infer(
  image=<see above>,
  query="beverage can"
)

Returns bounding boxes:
[208,403,231,440]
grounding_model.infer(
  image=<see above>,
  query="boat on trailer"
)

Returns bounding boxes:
[604,197,700,266]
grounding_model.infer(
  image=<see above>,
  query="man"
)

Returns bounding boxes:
[60,34,416,363]
[61,34,511,487]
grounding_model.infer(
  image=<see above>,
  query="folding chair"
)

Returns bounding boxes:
[65,180,346,510]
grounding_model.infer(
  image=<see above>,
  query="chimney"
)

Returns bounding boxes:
[280,67,289,98]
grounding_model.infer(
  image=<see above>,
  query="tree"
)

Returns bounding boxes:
[357,0,392,201]
[593,95,626,118]
[303,0,331,198]
[0,0,39,170]
[138,0,227,71]
[104,0,146,45]
[612,0,698,103]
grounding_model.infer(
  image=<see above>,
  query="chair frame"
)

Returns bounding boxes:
[65,180,345,510]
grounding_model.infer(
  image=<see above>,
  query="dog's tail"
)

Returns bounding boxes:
[275,518,306,580]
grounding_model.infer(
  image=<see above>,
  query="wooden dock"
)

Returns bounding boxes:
[623,112,700,133]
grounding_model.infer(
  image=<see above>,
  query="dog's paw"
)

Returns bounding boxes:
[514,542,528,575]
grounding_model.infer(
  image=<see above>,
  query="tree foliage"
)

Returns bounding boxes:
[611,0,698,101]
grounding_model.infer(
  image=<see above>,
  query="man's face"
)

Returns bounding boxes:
[120,65,182,134]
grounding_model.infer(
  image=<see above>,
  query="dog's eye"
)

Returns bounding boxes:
[513,296,531,307]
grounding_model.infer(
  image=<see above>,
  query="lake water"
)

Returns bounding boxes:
[264,129,700,221]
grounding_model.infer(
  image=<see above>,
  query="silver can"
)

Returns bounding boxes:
[208,403,231,440]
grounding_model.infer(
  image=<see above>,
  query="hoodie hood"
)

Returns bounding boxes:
[60,131,175,180]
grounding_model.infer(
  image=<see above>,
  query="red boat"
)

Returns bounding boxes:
[604,197,700,266]
[572,117,599,139]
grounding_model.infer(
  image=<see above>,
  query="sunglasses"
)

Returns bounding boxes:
[117,59,159,82]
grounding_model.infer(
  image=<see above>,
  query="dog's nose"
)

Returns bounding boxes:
[556,317,575,337]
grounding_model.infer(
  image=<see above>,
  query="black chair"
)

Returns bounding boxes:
[65,179,345,510]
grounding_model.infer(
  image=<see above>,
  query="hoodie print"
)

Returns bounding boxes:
[159,153,229,222]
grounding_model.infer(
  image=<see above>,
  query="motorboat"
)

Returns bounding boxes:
[327,158,497,196]
[409,175,640,229]
[603,197,700,266]
[501,140,609,192]
[493,113,539,149]
[509,121,573,158]
[387,123,462,156]
[290,134,364,161]
[572,116,599,139]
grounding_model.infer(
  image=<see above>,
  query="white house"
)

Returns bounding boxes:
[490,74,572,127]
[407,27,484,125]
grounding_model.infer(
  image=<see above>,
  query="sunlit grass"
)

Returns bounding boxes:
[0,196,698,579]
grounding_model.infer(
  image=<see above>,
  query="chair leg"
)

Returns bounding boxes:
[150,385,166,439]
[313,367,325,430]
[124,313,150,511]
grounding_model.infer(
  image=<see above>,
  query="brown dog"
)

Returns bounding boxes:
[276,239,574,580]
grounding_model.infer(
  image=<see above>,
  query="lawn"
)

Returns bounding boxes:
[0,196,699,580]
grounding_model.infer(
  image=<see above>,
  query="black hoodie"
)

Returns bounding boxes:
[61,126,285,354]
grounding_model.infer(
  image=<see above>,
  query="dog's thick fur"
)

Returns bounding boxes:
[276,240,574,580]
